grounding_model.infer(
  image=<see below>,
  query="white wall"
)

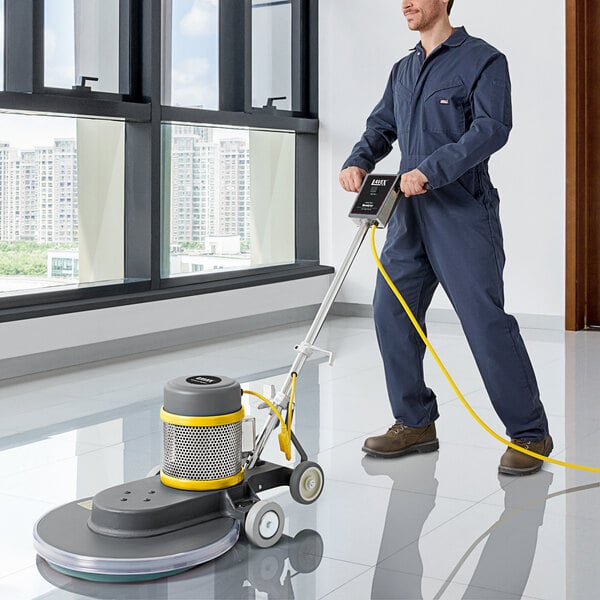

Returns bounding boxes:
[0,277,330,362]
[319,0,566,319]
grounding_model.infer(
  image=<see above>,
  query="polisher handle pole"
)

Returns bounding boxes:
[247,219,374,468]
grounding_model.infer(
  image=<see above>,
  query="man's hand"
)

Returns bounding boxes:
[400,169,429,197]
[339,166,367,193]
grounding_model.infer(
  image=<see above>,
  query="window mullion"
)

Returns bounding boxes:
[119,0,131,96]
[123,0,160,285]
[219,0,251,112]
[294,0,318,262]
[307,0,318,117]
[295,132,319,262]
[291,0,306,113]
[4,0,43,93]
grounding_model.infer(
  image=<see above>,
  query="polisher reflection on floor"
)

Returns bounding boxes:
[33,174,402,582]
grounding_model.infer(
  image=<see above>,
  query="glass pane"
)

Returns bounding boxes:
[252,0,292,110]
[162,124,295,278]
[45,0,120,93]
[0,0,4,91]
[0,113,125,296]
[165,0,219,109]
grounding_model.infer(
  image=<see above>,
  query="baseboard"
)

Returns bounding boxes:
[330,303,564,331]
[0,303,564,381]
[330,302,374,318]
[0,305,320,381]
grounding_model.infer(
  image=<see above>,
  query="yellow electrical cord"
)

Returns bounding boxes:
[243,389,286,428]
[243,372,298,461]
[370,223,600,473]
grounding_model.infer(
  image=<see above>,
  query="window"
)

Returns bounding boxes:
[162,124,295,278]
[252,0,292,110]
[0,114,124,297]
[163,0,219,108]
[0,0,321,320]
[44,0,121,93]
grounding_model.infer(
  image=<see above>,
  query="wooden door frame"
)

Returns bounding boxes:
[566,0,599,330]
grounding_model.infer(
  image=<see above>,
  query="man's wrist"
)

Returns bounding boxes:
[416,163,436,188]
[342,159,372,173]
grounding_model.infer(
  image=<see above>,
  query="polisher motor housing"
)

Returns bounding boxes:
[160,375,251,491]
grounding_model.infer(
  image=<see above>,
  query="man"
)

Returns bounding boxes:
[339,0,552,476]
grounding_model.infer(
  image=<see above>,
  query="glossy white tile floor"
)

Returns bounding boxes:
[1,316,600,599]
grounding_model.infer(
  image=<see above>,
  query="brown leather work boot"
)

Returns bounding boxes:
[362,423,439,458]
[498,435,554,476]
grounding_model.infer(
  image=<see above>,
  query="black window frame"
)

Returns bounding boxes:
[0,0,328,323]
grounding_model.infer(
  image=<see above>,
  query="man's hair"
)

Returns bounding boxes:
[447,0,454,15]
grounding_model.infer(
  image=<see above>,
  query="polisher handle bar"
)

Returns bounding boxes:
[246,219,375,469]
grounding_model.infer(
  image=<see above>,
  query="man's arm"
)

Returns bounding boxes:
[417,53,513,189]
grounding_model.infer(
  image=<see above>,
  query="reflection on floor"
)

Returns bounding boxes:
[0,316,599,599]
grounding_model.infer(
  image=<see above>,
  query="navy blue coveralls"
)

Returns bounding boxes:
[343,27,549,441]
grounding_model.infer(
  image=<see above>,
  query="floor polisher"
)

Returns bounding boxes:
[33,174,402,582]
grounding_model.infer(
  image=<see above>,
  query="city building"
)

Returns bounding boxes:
[0,139,77,246]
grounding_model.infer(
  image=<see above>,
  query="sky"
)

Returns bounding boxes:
[170,0,219,108]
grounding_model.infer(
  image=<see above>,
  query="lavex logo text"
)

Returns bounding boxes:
[186,375,222,385]
[370,179,388,186]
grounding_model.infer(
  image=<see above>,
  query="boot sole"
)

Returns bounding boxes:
[361,438,439,458]
[498,439,554,476]
[498,463,543,476]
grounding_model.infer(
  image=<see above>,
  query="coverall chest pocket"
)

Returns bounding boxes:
[422,80,466,135]
[394,82,413,132]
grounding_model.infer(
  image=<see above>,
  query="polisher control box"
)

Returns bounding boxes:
[348,174,401,228]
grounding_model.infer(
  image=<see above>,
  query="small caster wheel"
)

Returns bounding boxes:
[244,500,285,548]
[146,465,161,477]
[289,461,324,504]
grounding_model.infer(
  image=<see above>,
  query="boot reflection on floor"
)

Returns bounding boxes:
[461,470,553,599]
[362,451,439,600]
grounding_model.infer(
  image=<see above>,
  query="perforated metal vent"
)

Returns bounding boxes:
[162,421,242,481]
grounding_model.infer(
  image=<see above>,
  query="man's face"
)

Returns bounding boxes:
[402,0,447,31]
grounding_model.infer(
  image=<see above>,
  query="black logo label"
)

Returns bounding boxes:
[186,375,222,385]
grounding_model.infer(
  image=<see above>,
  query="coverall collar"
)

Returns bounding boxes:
[411,26,469,53]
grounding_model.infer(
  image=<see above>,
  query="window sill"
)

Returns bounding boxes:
[0,263,334,323]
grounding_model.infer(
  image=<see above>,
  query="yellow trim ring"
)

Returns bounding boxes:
[160,469,244,491]
[160,406,244,427]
